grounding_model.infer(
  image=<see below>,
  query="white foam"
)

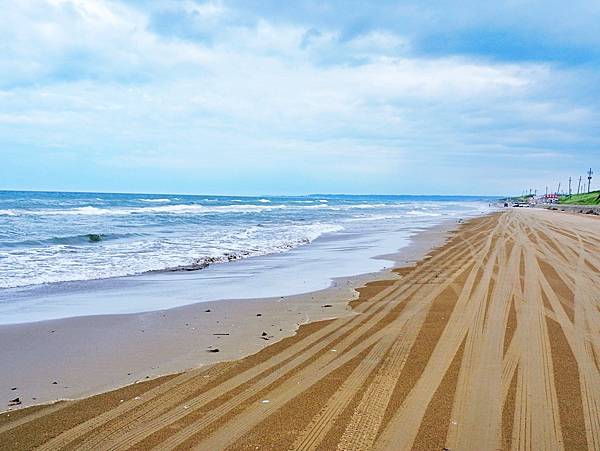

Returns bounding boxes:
[0,222,344,289]
[3,202,410,217]
[406,210,442,217]
[13,204,287,216]
[57,206,114,215]
[138,198,171,203]
[137,204,284,214]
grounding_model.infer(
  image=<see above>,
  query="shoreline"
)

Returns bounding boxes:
[2,209,598,449]
[1,218,461,411]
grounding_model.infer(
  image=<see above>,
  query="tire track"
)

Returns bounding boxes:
[172,252,477,450]
[110,232,485,450]
[3,210,598,451]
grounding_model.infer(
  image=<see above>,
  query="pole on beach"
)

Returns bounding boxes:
[557,182,561,195]
[568,177,572,197]
[577,176,582,195]
[588,168,593,193]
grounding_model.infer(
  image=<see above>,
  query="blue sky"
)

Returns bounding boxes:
[1,0,599,195]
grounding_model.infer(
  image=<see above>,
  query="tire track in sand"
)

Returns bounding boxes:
[3,211,599,451]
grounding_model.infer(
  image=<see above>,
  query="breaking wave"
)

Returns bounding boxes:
[138,198,172,203]
[0,222,344,289]
[1,202,400,217]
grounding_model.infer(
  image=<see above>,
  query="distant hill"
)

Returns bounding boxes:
[559,190,600,205]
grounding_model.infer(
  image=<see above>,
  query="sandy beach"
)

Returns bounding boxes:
[0,221,453,410]
[1,208,599,450]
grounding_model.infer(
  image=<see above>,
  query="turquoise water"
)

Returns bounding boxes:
[0,191,495,323]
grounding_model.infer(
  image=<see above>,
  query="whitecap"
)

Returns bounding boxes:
[52,206,113,216]
[0,220,345,289]
[406,210,442,217]
[138,198,171,203]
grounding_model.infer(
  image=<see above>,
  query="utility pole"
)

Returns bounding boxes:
[568,177,572,196]
[546,186,548,196]
[577,176,582,195]
[588,168,593,193]
[557,182,561,195]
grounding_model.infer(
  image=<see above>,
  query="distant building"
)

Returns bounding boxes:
[543,193,559,204]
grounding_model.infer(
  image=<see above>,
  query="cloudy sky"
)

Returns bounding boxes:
[1,0,598,195]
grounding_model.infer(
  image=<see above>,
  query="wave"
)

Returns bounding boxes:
[0,202,401,217]
[0,233,141,248]
[3,204,287,217]
[0,222,344,288]
[345,214,408,222]
[138,198,171,203]
[162,223,343,272]
[135,204,285,214]
[45,206,116,216]
[406,210,442,217]
[257,199,271,203]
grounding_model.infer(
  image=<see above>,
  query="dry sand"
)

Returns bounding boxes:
[1,208,599,450]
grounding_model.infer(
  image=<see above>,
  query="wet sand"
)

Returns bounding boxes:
[0,222,454,411]
[2,209,599,450]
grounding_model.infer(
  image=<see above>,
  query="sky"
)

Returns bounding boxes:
[1,0,599,196]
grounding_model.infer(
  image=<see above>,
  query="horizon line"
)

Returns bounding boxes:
[0,188,502,198]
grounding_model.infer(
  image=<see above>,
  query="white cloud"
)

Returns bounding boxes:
[182,0,226,18]
[0,0,597,195]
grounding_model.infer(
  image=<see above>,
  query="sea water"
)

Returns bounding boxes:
[0,191,495,323]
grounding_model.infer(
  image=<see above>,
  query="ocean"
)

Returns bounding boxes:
[0,191,495,323]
